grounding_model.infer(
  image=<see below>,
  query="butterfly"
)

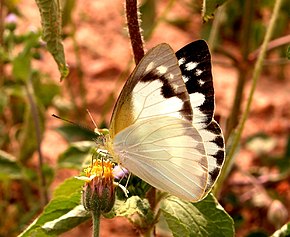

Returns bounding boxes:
[105,40,225,202]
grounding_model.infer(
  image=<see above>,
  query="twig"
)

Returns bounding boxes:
[215,0,284,196]
[249,34,290,61]
[25,77,49,206]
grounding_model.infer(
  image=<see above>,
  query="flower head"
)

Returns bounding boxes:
[78,159,116,213]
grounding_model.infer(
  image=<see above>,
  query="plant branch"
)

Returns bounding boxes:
[225,0,254,142]
[25,77,49,206]
[215,0,284,196]
[249,34,290,61]
[126,0,144,64]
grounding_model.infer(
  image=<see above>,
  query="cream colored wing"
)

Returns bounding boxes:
[113,116,208,202]
[109,43,193,138]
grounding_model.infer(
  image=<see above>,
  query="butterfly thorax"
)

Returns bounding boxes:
[104,134,120,163]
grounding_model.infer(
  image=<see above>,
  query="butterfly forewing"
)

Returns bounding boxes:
[176,40,225,194]
[109,44,193,138]
[176,40,214,129]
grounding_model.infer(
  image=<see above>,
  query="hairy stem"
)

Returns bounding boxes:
[126,0,144,64]
[92,210,101,237]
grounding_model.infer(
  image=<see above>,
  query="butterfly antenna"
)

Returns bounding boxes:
[86,109,99,129]
[52,114,94,133]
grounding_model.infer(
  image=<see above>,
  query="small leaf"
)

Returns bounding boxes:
[55,124,97,142]
[161,194,234,237]
[0,150,22,180]
[19,178,89,236]
[18,100,45,163]
[111,196,154,231]
[202,0,228,22]
[35,0,69,81]
[57,141,95,169]
[140,0,156,39]
[271,222,290,237]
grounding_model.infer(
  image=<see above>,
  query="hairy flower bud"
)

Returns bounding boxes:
[78,159,116,214]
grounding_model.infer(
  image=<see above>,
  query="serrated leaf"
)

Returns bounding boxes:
[0,149,22,179]
[19,177,89,237]
[202,0,227,22]
[57,141,95,169]
[35,0,69,81]
[271,222,290,237]
[161,194,234,237]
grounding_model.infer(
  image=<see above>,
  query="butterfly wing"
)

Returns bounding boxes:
[176,40,225,194]
[109,43,193,138]
[107,43,210,201]
[113,116,208,201]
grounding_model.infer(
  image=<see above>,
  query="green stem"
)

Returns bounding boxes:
[92,210,101,237]
[214,0,284,196]
[25,77,49,206]
[225,0,254,142]
[0,0,4,84]
[208,3,226,50]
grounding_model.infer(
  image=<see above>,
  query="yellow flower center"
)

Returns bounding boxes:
[84,159,114,180]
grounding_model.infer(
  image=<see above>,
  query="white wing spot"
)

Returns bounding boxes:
[198,79,205,86]
[168,73,174,79]
[178,58,186,66]
[145,62,155,72]
[182,75,190,83]
[156,65,168,74]
[195,69,203,76]
[185,62,199,71]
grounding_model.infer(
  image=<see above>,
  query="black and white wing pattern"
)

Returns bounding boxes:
[176,40,225,193]
[106,40,225,202]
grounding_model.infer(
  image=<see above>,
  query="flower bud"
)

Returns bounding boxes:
[267,200,288,229]
[5,13,17,31]
[78,159,116,214]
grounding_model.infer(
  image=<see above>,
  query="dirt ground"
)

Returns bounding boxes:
[16,0,290,236]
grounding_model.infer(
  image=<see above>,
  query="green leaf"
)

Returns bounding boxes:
[55,124,97,142]
[19,177,90,237]
[161,194,235,237]
[57,141,95,169]
[18,100,45,163]
[202,0,228,22]
[111,196,155,231]
[140,0,156,39]
[287,46,290,60]
[12,48,31,82]
[35,0,69,81]
[0,150,22,180]
[271,222,290,237]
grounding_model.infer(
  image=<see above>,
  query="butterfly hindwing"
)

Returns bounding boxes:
[113,116,208,201]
